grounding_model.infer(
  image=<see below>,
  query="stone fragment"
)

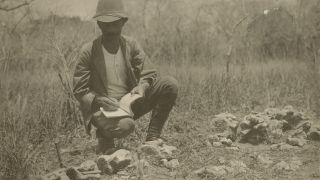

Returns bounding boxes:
[211,142,223,147]
[270,143,299,151]
[307,129,320,141]
[193,166,228,177]
[140,140,177,159]
[66,167,100,180]
[41,168,69,180]
[282,105,305,128]
[273,161,291,171]
[160,144,177,157]
[78,160,98,172]
[220,138,233,146]
[110,149,132,170]
[97,149,132,175]
[139,144,161,156]
[218,157,226,164]
[229,160,247,173]
[207,134,220,143]
[286,137,307,147]
[273,160,302,172]
[225,146,240,151]
[257,154,273,167]
[212,113,239,131]
[296,121,312,132]
[161,159,179,169]
[97,155,114,174]
[291,129,307,139]
[145,138,164,146]
[128,159,150,169]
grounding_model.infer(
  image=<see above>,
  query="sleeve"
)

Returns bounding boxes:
[73,43,96,112]
[131,39,158,85]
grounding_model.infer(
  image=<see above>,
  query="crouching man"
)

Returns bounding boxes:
[73,0,178,154]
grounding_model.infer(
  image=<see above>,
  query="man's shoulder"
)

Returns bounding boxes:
[80,36,102,53]
[121,35,140,46]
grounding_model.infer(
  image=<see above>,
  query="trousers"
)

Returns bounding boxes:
[92,76,178,141]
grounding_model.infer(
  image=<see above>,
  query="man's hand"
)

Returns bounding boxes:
[130,82,150,97]
[92,96,119,111]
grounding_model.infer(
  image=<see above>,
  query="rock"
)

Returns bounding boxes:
[205,140,213,147]
[66,167,100,180]
[270,143,299,151]
[273,160,302,171]
[161,159,179,169]
[225,146,240,151]
[145,138,164,146]
[97,155,114,174]
[193,166,228,177]
[128,159,150,169]
[220,138,233,146]
[211,142,223,147]
[291,129,307,139]
[41,169,69,180]
[290,160,303,170]
[229,160,247,173]
[282,106,305,128]
[116,170,130,176]
[139,144,161,156]
[218,157,226,164]
[237,114,269,144]
[307,129,320,141]
[273,161,291,171]
[140,140,177,159]
[207,134,220,143]
[78,160,98,172]
[287,137,307,147]
[212,113,238,130]
[160,144,177,157]
[110,149,132,170]
[97,149,132,175]
[257,154,273,167]
[296,121,312,132]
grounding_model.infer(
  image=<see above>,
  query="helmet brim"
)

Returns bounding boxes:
[93,15,123,23]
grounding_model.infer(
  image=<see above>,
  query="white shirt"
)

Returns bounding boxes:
[102,46,129,100]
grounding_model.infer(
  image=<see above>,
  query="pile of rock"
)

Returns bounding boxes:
[210,106,320,146]
[40,139,179,180]
[193,160,248,178]
[40,149,132,180]
[139,139,179,170]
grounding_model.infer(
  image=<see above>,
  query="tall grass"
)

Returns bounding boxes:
[1,0,320,179]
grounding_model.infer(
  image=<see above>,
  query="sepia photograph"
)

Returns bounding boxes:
[0,0,320,179]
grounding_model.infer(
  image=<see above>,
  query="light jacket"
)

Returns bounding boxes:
[73,35,157,133]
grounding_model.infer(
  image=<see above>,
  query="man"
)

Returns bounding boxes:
[73,0,178,154]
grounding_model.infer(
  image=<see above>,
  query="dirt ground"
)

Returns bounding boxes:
[38,114,320,180]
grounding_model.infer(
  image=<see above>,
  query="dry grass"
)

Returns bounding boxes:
[1,0,320,179]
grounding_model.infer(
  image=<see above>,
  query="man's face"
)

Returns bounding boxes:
[97,19,125,37]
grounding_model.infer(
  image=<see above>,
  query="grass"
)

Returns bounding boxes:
[1,0,320,178]
[1,56,319,179]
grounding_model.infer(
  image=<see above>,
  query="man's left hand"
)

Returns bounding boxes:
[130,82,150,97]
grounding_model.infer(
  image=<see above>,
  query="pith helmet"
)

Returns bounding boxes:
[93,0,128,23]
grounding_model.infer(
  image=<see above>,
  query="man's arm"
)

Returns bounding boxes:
[73,43,96,112]
[131,39,157,86]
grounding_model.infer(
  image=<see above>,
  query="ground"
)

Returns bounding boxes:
[38,111,320,180]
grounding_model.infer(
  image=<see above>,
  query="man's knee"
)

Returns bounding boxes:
[92,112,135,138]
[115,118,135,138]
[158,76,179,97]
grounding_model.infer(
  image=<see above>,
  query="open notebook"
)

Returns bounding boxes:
[100,93,142,118]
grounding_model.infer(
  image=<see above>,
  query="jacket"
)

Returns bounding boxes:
[73,35,157,133]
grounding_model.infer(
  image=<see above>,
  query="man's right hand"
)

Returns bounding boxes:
[92,96,119,112]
